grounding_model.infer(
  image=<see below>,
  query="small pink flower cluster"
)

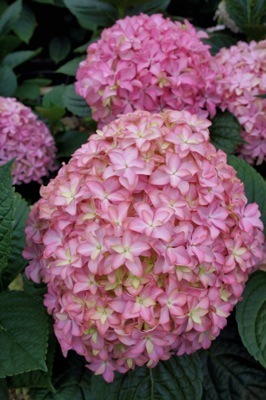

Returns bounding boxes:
[0,97,57,184]
[24,110,264,382]
[75,14,219,127]
[215,40,266,164]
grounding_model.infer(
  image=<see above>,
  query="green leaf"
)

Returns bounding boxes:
[31,353,93,400]
[203,33,238,56]
[56,56,84,76]
[63,0,117,31]
[31,0,55,3]
[15,81,40,100]
[13,5,37,43]
[227,155,266,233]
[129,0,170,14]
[1,193,29,290]
[26,78,52,86]
[56,130,90,158]
[2,48,41,69]
[210,111,243,154]
[200,313,266,400]
[91,354,203,400]
[22,275,47,299]
[0,161,14,275]
[43,85,66,108]
[0,0,22,36]
[0,291,49,378]
[63,84,91,117]
[236,271,266,370]
[74,41,91,54]
[0,34,21,60]
[225,0,266,32]
[35,106,66,124]
[8,328,56,392]
[32,0,65,5]
[49,36,71,64]
[0,65,17,96]
[15,78,52,101]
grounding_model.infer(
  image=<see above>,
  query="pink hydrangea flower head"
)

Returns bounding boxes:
[75,14,219,128]
[23,110,264,382]
[215,40,266,164]
[0,97,57,184]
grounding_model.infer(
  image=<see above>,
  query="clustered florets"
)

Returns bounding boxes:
[75,13,219,128]
[23,110,264,382]
[215,40,266,164]
[0,97,57,184]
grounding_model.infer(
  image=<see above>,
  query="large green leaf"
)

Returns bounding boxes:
[1,193,29,290]
[63,0,117,31]
[225,0,266,31]
[42,85,66,108]
[0,34,21,60]
[91,354,202,400]
[236,271,266,370]
[15,80,40,101]
[2,48,41,69]
[31,353,93,400]
[0,65,17,96]
[0,0,22,36]
[200,314,266,400]
[56,56,84,76]
[63,84,91,117]
[203,33,238,56]
[7,328,56,392]
[0,291,48,378]
[49,36,71,64]
[15,78,52,101]
[227,155,266,233]
[35,106,66,125]
[210,111,243,154]
[22,275,48,300]
[0,161,14,275]
[13,5,37,43]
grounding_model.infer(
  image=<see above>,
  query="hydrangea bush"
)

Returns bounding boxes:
[0,97,57,184]
[76,14,219,127]
[215,40,266,165]
[23,110,264,382]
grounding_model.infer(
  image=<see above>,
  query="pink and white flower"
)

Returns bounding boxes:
[23,109,264,382]
[0,96,57,184]
[215,40,266,164]
[75,14,219,127]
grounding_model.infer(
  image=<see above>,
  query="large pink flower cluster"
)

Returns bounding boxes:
[23,110,264,382]
[75,14,219,127]
[0,97,57,184]
[215,40,266,164]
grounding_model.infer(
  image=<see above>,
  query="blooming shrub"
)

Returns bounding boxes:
[0,97,57,184]
[23,110,264,382]
[75,14,219,127]
[215,40,266,164]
